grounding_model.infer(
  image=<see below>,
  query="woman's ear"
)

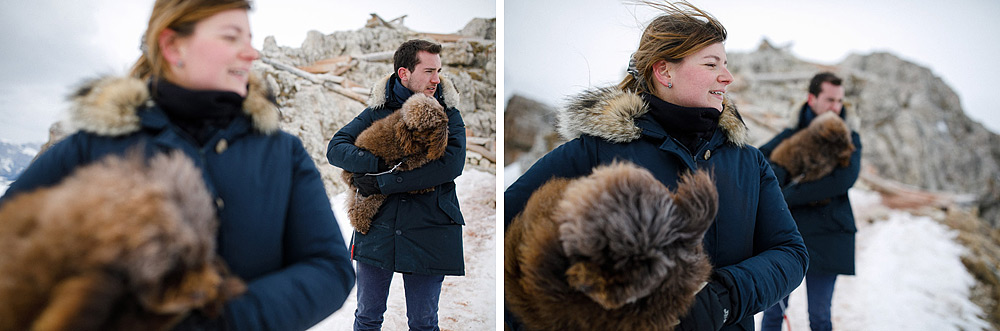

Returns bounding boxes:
[158,28,182,66]
[651,60,672,88]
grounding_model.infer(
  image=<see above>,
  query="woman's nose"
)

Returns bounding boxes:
[720,66,734,85]
[241,43,259,60]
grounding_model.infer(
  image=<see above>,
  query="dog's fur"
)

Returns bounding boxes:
[505,162,719,330]
[342,93,449,234]
[770,111,856,185]
[0,151,245,331]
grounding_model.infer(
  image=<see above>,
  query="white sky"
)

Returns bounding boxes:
[0,0,495,144]
[505,0,1000,134]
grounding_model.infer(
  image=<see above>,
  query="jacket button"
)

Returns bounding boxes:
[357,151,365,156]
[216,139,228,154]
[215,198,225,209]
[395,177,403,183]
[395,230,402,235]
[704,149,712,160]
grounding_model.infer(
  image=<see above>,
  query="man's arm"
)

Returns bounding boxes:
[780,132,862,206]
[327,108,383,174]
[373,107,466,194]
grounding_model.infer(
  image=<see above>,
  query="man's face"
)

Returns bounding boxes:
[807,82,845,116]
[399,51,442,97]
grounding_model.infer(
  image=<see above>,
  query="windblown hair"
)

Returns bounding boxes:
[0,151,245,331]
[505,162,718,330]
[619,1,727,94]
[770,111,856,185]
[131,0,252,80]
[342,94,449,234]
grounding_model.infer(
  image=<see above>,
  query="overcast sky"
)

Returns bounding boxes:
[3,1,998,144]
[0,0,494,144]
[506,0,1000,134]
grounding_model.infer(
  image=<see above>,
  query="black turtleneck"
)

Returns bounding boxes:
[642,93,721,156]
[152,79,245,146]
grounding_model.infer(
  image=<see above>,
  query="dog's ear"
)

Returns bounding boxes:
[424,126,449,160]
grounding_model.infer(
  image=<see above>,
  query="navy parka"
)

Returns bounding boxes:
[504,88,808,331]
[327,73,467,276]
[759,103,862,275]
[0,76,356,331]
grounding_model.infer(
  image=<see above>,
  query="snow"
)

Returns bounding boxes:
[309,168,496,330]
[21,147,38,157]
[754,189,991,331]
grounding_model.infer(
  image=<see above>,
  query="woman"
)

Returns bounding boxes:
[0,0,354,329]
[503,2,808,330]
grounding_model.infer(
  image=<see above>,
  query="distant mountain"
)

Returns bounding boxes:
[0,140,40,183]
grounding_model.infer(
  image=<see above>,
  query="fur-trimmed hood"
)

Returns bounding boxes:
[365,73,460,110]
[789,102,860,133]
[68,74,280,137]
[557,87,751,148]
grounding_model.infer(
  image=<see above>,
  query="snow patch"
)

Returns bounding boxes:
[310,169,496,330]
[755,189,990,331]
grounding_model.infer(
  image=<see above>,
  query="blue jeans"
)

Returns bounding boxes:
[354,261,445,331]
[761,271,837,331]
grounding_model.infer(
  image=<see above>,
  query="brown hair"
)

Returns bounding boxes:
[393,39,442,74]
[130,0,252,80]
[808,72,842,97]
[619,1,727,93]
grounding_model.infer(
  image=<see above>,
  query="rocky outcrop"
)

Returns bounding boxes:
[726,41,1000,227]
[503,95,563,170]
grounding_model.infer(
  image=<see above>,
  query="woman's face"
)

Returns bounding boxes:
[655,43,733,111]
[165,9,258,96]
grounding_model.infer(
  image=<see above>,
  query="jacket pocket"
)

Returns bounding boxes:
[436,182,465,225]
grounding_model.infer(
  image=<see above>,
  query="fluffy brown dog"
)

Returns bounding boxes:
[505,162,719,330]
[0,151,245,331]
[342,93,449,234]
[770,111,856,185]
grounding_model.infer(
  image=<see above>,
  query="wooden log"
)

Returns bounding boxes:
[356,51,395,62]
[297,55,352,74]
[261,57,367,103]
[467,144,496,163]
[417,33,466,43]
[859,168,977,210]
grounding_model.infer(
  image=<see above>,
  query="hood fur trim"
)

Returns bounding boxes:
[558,87,751,147]
[366,73,460,109]
[787,102,860,133]
[69,74,279,137]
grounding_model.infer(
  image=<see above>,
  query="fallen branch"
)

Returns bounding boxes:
[356,51,395,62]
[859,167,977,210]
[467,144,495,163]
[261,56,367,103]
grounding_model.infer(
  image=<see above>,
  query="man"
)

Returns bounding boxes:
[758,72,862,331]
[327,39,466,331]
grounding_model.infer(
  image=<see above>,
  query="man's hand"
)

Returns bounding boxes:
[352,174,381,197]
[375,156,391,173]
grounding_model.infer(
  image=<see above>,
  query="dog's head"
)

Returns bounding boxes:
[398,94,449,160]
[811,112,855,167]
[555,162,716,310]
[121,151,245,315]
